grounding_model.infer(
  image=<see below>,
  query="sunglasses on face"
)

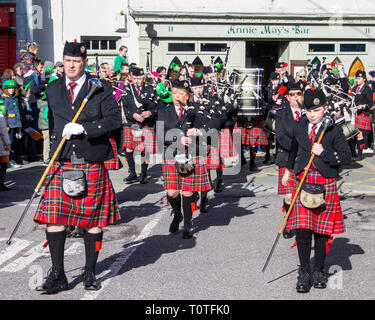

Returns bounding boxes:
[289,92,302,96]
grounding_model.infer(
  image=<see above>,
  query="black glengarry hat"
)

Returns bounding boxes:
[304,89,327,110]
[63,41,87,58]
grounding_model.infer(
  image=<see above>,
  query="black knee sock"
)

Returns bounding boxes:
[295,229,313,272]
[250,146,257,165]
[46,230,67,273]
[313,233,329,271]
[283,200,290,214]
[84,232,103,274]
[125,151,136,174]
[182,195,195,230]
[200,191,208,205]
[362,130,370,149]
[264,144,271,160]
[216,168,223,184]
[167,194,182,215]
[357,139,365,155]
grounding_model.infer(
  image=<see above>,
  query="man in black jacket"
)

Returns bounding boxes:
[121,67,157,184]
[33,41,122,294]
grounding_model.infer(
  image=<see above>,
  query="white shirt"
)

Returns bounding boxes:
[308,121,323,135]
[290,107,302,121]
[65,73,86,103]
[174,104,184,118]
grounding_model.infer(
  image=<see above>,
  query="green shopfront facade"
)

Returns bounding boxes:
[130,9,375,81]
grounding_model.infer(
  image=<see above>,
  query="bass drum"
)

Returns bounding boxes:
[340,122,360,140]
[234,68,264,117]
[264,109,277,134]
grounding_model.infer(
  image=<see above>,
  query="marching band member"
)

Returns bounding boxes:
[352,70,374,161]
[154,79,225,239]
[275,81,305,239]
[33,41,122,293]
[282,89,351,293]
[121,67,157,184]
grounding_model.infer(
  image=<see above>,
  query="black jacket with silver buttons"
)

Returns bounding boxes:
[46,73,122,162]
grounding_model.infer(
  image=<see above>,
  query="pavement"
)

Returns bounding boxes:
[0,150,375,303]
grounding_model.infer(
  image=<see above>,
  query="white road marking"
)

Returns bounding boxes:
[0,238,32,267]
[0,241,84,273]
[81,209,166,300]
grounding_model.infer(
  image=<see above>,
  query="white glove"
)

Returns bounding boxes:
[62,122,86,140]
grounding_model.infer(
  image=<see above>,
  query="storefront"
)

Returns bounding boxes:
[129,0,375,83]
[0,2,16,71]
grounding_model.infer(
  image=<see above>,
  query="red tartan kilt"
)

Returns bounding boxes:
[34,162,121,228]
[355,114,372,131]
[219,128,238,159]
[162,157,212,192]
[278,167,296,195]
[122,125,158,153]
[205,147,221,170]
[104,138,123,171]
[241,127,269,146]
[285,169,344,236]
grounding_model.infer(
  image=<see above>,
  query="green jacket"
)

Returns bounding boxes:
[37,99,49,130]
[114,54,128,73]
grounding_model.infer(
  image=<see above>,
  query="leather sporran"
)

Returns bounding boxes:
[131,124,143,139]
[175,154,195,177]
[300,182,325,209]
[62,170,86,197]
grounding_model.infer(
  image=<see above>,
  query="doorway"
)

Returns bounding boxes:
[246,41,287,86]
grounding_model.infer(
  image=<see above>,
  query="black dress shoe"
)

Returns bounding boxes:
[139,171,148,184]
[312,270,328,289]
[182,229,193,239]
[35,267,68,294]
[124,173,137,183]
[199,203,208,213]
[262,158,273,165]
[0,185,11,191]
[82,269,101,291]
[214,181,224,193]
[169,212,183,233]
[296,267,311,293]
[249,163,259,171]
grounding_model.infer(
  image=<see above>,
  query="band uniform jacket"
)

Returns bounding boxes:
[154,102,225,160]
[275,105,303,167]
[353,84,373,115]
[122,83,157,127]
[286,117,352,178]
[47,73,122,162]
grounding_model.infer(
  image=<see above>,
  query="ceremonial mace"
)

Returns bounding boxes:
[6,78,103,245]
[261,115,334,273]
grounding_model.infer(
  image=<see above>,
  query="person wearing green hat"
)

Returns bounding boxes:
[2,80,22,168]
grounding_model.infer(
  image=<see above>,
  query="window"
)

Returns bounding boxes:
[81,37,119,51]
[168,43,195,52]
[200,43,227,52]
[308,44,335,53]
[340,43,366,52]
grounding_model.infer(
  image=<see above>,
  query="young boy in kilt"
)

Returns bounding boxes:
[282,89,351,293]
[275,81,305,239]
[121,67,157,184]
[352,70,374,161]
[33,41,122,294]
[154,79,225,239]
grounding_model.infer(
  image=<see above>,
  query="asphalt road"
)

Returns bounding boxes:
[0,150,375,303]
